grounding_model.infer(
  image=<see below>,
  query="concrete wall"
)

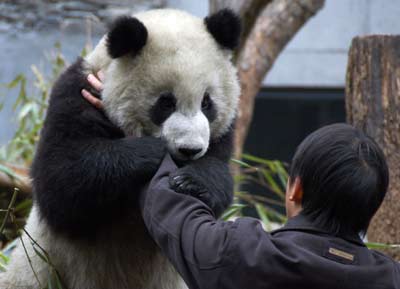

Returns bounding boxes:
[265,0,400,87]
[166,0,208,17]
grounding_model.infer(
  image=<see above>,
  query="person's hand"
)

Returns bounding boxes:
[82,71,105,110]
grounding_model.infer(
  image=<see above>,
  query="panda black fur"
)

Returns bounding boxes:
[0,8,241,289]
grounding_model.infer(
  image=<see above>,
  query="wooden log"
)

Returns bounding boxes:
[346,35,400,259]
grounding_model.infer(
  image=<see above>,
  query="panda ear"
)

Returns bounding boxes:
[204,9,241,50]
[107,16,148,59]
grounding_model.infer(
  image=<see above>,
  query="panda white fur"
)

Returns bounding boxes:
[0,8,241,289]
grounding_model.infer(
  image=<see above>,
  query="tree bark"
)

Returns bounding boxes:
[233,0,325,159]
[346,35,400,260]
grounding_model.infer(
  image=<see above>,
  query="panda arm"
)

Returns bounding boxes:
[169,128,234,217]
[31,58,166,237]
[32,127,166,237]
[204,126,234,162]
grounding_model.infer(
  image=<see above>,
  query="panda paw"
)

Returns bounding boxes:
[168,160,233,217]
[169,171,217,212]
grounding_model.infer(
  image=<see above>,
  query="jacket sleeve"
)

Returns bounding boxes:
[139,154,241,289]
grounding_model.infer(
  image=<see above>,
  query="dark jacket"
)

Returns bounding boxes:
[140,154,400,289]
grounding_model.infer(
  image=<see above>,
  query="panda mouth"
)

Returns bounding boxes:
[170,153,201,166]
[169,146,204,163]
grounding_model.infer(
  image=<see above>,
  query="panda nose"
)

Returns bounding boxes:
[179,148,202,158]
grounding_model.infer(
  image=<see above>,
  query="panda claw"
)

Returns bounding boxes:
[174,177,186,186]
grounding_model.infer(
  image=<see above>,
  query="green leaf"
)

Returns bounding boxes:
[0,164,17,180]
[18,103,35,120]
[242,154,274,166]
[264,207,287,223]
[366,242,400,250]
[0,262,7,272]
[13,77,27,111]
[221,204,246,221]
[14,199,32,214]
[260,169,284,198]
[255,203,271,230]
[230,158,255,169]
[6,74,24,89]
[47,276,53,289]
[0,251,9,264]
[32,245,50,264]
[53,270,64,289]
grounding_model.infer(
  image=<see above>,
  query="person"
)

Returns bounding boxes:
[83,73,400,289]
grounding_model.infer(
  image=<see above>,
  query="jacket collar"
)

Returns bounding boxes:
[271,213,365,246]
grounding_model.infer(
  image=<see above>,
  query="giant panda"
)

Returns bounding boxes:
[0,8,241,289]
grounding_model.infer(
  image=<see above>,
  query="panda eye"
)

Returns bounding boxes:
[149,92,177,126]
[159,92,176,110]
[201,93,212,111]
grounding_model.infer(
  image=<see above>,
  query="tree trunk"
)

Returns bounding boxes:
[233,0,325,159]
[346,35,400,260]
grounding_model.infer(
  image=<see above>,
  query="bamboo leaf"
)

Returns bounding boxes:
[242,154,274,166]
[260,169,284,198]
[47,277,53,289]
[32,245,50,264]
[230,158,255,169]
[6,74,24,89]
[0,252,9,264]
[255,203,271,230]
[0,262,7,272]
[221,204,246,221]
[53,270,64,289]
[18,103,35,120]
[14,199,32,214]
[366,242,400,250]
[0,164,17,180]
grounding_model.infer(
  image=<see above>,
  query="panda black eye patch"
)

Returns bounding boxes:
[202,92,217,122]
[149,92,177,126]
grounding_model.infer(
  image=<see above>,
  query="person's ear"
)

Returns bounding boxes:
[289,177,304,203]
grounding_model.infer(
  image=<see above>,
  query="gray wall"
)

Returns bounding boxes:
[266,0,400,87]
[166,0,208,17]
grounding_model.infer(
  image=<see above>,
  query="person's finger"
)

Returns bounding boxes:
[97,70,105,82]
[87,74,104,92]
[82,89,104,109]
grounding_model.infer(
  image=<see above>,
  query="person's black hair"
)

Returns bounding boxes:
[289,123,389,236]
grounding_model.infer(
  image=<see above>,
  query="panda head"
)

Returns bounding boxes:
[87,9,241,161]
